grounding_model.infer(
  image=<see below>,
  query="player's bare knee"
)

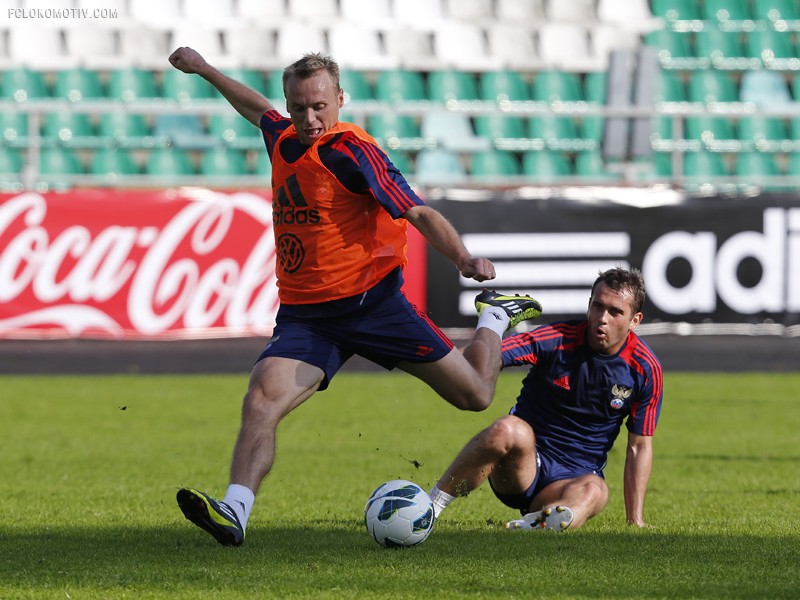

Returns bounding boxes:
[241,386,279,423]
[484,416,532,454]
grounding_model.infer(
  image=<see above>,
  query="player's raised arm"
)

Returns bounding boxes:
[402,205,496,282]
[168,46,273,127]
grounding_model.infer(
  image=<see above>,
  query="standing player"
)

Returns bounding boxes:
[429,268,663,530]
[167,47,543,546]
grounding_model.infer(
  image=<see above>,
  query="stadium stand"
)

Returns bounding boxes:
[1,0,799,193]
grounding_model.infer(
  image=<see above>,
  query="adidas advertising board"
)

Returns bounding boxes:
[425,193,800,328]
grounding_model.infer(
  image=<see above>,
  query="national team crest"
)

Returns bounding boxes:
[609,384,632,410]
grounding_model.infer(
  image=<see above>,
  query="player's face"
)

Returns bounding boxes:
[586,282,642,355]
[284,70,344,146]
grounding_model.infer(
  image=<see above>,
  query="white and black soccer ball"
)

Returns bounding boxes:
[364,479,434,548]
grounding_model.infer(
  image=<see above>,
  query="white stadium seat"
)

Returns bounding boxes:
[275,21,327,63]
[496,0,544,22]
[9,25,77,70]
[487,24,543,72]
[129,0,181,30]
[287,0,339,24]
[65,27,130,70]
[340,0,394,30]
[170,26,240,70]
[236,0,287,27]
[223,28,283,71]
[538,22,601,72]
[445,0,494,23]
[392,0,446,32]
[433,20,502,71]
[545,0,596,22]
[119,27,170,70]
[383,28,441,72]
[328,22,399,71]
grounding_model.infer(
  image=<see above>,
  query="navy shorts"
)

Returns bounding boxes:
[489,447,604,516]
[257,268,454,390]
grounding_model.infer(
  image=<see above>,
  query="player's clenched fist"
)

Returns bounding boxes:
[168,47,207,74]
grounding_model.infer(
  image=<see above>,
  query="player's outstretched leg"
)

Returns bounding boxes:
[505,505,574,532]
[475,290,543,329]
[177,488,245,546]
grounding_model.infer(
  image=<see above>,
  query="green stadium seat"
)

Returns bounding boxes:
[528,116,580,150]
[643,29,696,68]
[0,112,30,145]
[339,70,373,102]
[0,147,23,174]
[427,70,479,104]
[385,149,413,174]
[265,70,285,102]
[788,152,800,176]
[746,29,797,68]
[54,67,105,103]
[686,116,736,147]
[684,151,729,179]
[530,71,582,103]
[252,150,273,178]
[367,113,421,150]
[469,150,520,179]
[42,111,97,146]
[414,148,467,185]
[145,147,196,176]
[222,68,267,96]
[584,72,607,104]
[375,70,427,103]
[480,70,530,103]
[2,67,49,102]
[201,148,249,176]
[738,115,788,151]
[162,69,215,102]
[522,151,572,181]
[39,147,84,177]
[154,115,211,149]
[790,116,800,140]
[687,70,738,104]
[701,0,752,21]
[474,114,527,141]
[108,68,159,102]
[735,151,783,190]
[633,152,673,182]
[208,112,261,149]
[650,0,700,20]
[654,71,687,103]
[575,151,622,182]
[582,72,607,147]
[90,148,139,177]
[694,29,747,69]
[752,0,799,21]
[98,111,152,146]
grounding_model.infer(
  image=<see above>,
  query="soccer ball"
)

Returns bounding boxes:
[364,479,435,548]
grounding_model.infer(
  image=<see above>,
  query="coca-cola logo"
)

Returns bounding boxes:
[0,190,280,338]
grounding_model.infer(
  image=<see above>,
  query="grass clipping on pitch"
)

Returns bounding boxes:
[1,371,798,599]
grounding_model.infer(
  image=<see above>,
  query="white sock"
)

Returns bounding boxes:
[223,484,255,529]
[429,485,456,519]
[477,307,509,338]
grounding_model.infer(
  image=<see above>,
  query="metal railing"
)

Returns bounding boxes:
[2,98,800,194]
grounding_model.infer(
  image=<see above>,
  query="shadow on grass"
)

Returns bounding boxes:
[3,524,798,598]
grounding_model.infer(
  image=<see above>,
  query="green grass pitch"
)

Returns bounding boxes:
[1,371,798,599]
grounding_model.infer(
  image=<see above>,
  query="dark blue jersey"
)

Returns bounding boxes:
[259,110,424,219]
[501,320,663,473]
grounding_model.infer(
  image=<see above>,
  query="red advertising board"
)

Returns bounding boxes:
[0,189,427,339]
